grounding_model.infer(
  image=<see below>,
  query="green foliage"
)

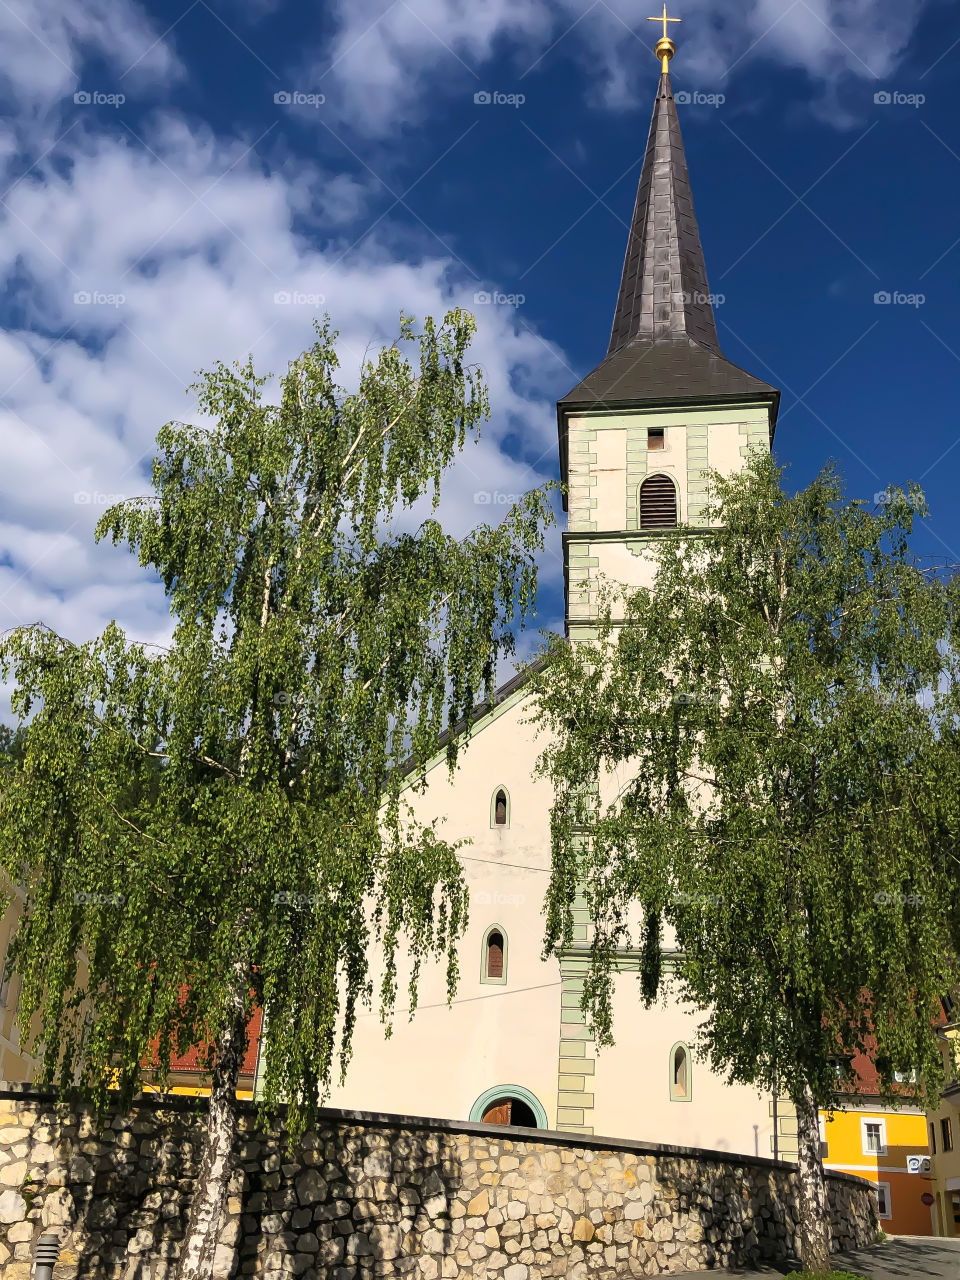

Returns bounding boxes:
[533,453,960,1110]
[0,310,553,1136]
[791,1272,869,1279]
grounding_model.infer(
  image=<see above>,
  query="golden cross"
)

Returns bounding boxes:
[646,3,681,41]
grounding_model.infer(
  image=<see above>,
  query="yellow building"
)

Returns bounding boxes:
[770,1055,934,1237]
[929,1005,960,1237]
[821,1103,933,1237]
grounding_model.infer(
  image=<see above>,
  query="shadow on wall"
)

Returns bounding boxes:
[67,1112,463,1278]
[0,1088,876,1279]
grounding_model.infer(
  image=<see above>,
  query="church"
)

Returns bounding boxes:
[295,25,783,1161]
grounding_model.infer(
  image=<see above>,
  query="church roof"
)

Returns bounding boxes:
[399,655,550,782]
[558,71,778,421]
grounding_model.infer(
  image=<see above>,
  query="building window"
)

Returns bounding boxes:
[942,1117,954,1152]
[875,1182,891,1221]
[490,786,510,829]
[930,1122,937,1154]
[647,428,665,451]
[469,1086,548,1129]
[862,1119,887,1155]
[670,1042,691,1101]
[639,474,678,530]
[481,925,507,985]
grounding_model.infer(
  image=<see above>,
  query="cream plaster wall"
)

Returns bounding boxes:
[593,971,772,1155]
[324,692,561,1128]
[320,688,772,1160]
[592,429,628,531]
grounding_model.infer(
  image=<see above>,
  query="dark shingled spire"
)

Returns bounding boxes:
[608,72,719,355]
[558,71,779,419]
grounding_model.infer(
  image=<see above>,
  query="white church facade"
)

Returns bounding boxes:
[294,50,785,1161]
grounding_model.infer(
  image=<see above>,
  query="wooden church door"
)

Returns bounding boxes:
[481,1099,512,1125]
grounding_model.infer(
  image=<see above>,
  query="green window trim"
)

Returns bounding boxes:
[670,1040,692,1102]
[480,923,508,985]
[469,1084,548,1129]
[490,785,511,829]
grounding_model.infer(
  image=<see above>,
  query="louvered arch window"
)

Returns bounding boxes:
[639,473,678,529]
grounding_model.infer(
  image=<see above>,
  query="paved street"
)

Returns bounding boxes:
[672,1236,960,1278]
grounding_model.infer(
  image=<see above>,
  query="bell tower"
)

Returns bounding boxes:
[557,18,780,641]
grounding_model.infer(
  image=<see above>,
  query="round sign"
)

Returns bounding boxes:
[921,1192,935,1206]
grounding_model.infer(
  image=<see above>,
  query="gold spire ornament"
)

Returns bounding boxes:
[646,3,681,72]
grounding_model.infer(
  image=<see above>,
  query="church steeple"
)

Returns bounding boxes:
[558,20,778,425]
[557,16,780,638]
[607,70,720,356]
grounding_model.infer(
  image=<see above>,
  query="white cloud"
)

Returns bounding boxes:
[314,0,930,133]
[0,108,565,657]
[0,0,181,114]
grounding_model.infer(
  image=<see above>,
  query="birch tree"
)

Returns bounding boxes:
[533,453,960,1273]
[0,310,552,1280]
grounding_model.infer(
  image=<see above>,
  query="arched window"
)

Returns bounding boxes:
[490,786,510,828]
[639,473,678,529]
[469,1085,548,1129]
[481,925,507,985]
[670,1042,691,1101]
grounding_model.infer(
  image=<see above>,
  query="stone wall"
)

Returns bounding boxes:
[0,1086,876,1279]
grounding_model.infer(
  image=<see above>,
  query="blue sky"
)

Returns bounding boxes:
[0,0,957,673]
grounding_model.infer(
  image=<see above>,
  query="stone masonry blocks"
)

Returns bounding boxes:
[0,1088,877,1279]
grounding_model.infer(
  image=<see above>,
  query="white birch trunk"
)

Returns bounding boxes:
[795,1082,831,1273]
[175,980,248,1280]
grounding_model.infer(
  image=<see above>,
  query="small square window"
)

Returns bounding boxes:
[647,428,665,451]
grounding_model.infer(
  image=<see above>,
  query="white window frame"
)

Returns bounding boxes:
[861,1118,888,1156]
[875,1181,892,1220]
